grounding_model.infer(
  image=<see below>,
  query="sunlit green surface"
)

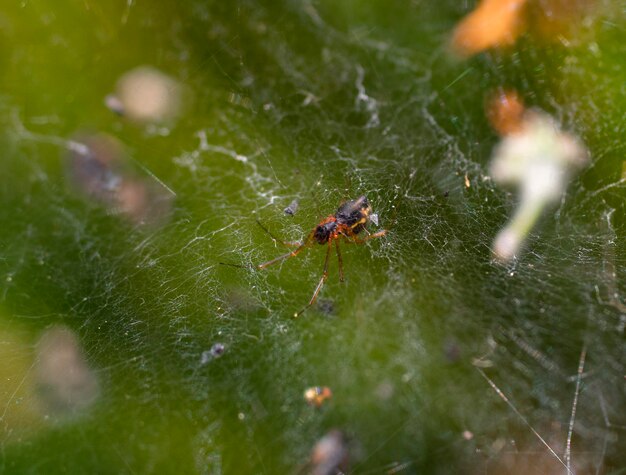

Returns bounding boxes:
[1,1,625,474]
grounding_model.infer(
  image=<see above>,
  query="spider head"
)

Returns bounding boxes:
[314,220,337,244]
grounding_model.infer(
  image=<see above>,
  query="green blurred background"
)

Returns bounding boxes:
[0,1,625,473]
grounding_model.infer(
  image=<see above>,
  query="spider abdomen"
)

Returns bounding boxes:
[335,196,371,231]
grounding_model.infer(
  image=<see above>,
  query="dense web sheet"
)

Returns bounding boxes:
[0,1,625,474]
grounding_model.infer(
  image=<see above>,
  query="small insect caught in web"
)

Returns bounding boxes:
[283,198,299,216]
[221,196,387,317]
[304,386,332,408]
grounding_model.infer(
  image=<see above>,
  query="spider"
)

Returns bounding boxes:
[223,196,387,317]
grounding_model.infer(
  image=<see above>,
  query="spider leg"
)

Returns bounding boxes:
[258,243,308,269]
[256,219,301,247]
[294,240,332,318]
[219,261,253,269]
[335,239,345,282]
[256,229,316,269]
[350,229,387,244]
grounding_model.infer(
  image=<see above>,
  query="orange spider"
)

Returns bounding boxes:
[223,196,387,317]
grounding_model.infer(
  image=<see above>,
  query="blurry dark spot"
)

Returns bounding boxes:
[310,429,349,475]
[67,133,173,225]
[443,339,462,363]
[284,199,299,216]
[35,326,99,417]
[443,190,450,198]
[316,299,335,316]
[67,133,124,205]
[201,343,225,364]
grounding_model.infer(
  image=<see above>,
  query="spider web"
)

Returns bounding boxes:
[0,1,625,474]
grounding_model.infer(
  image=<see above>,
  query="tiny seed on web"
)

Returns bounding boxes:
[284,199,299,216]
[210,343,225,357]
[200,343,226,364]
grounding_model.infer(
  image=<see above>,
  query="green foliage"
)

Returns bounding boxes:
[0,1,625,473]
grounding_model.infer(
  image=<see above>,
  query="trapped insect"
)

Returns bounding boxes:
[304,386,333,407]
[222,196,387,317]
